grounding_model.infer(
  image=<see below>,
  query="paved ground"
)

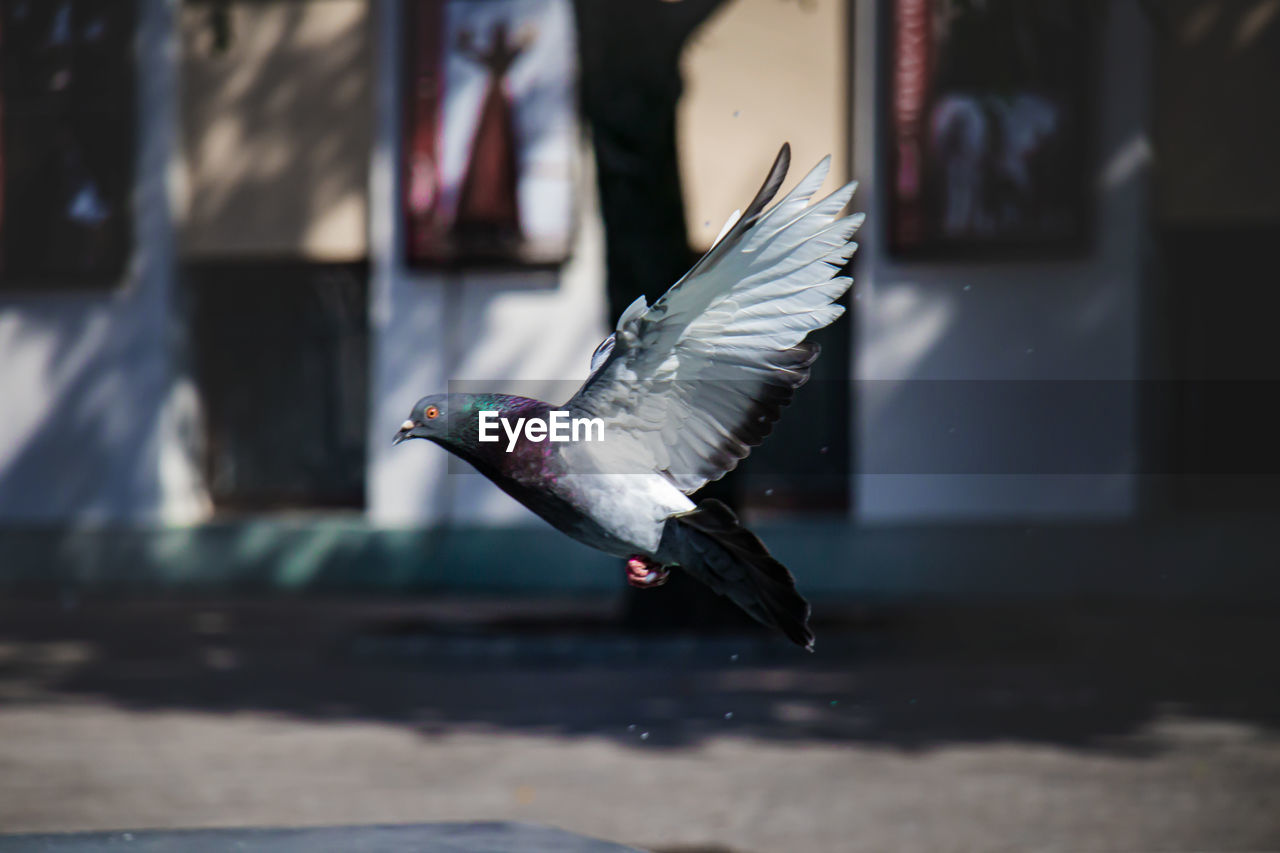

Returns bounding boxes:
[0,598,1278,852]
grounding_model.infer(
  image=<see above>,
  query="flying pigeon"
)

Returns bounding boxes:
[395,144,862,650]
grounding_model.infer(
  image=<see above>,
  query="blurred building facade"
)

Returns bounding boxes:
[1,0,1278,598]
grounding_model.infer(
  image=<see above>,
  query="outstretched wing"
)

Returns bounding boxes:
[566,143,863,494]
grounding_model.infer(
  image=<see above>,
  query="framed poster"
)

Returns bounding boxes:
[887,0,1094,257]
[403,0,576,267]
[0,0,136,288]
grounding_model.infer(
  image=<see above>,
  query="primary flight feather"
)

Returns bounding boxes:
[396,144,861,650]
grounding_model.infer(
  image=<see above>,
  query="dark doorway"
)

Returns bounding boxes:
[186,261,369,512]
[1146,0,1280,512]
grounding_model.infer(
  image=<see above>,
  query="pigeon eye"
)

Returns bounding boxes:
[425,406,440,420]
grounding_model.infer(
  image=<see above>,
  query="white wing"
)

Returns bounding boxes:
[566,144,863,494]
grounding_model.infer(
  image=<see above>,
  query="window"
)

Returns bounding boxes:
[0,0,136,289]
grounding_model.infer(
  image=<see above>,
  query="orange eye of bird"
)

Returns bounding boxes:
[424,406,439,420]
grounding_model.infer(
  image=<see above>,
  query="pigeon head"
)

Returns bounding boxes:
[394,394,452,445]
[394,392,548,452]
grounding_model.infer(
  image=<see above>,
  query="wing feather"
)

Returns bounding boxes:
[567,145,860,493]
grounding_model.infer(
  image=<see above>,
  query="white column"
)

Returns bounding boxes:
[0,0,207,524]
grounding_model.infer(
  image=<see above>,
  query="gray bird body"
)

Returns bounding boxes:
[545,465,697,559]
[396,144,863,650]
[413,394,695,557]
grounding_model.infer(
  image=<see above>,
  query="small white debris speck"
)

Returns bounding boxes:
[627,724,636,731]
[963,284,971,291]
[640,731,650,740]
[764,488,774,496]
[724,711,734,720]
[729,653,739,662]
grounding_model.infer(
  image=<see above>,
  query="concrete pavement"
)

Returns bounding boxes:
[0,599,1277,852]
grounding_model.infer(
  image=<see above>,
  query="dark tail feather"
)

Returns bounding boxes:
[661,499,814,651]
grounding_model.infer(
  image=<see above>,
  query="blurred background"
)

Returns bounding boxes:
[1,0,1279,850]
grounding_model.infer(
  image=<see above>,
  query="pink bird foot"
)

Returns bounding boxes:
[626,555,670,588]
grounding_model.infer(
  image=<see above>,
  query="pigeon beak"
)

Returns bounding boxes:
[393,419,416,446]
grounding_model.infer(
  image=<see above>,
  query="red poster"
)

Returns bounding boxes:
[403,0,577,267]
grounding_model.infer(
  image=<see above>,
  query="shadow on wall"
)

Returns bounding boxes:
[179,0,373,258]
[0,288,172,521]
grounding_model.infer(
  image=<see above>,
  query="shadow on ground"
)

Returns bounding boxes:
[0,597,1277,752]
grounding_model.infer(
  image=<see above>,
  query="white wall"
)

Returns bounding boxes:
[366,0,607,528]
[851,0,1151,522]
[0,0,208,525]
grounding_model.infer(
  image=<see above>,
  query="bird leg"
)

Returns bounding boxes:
[626,555,669,588]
